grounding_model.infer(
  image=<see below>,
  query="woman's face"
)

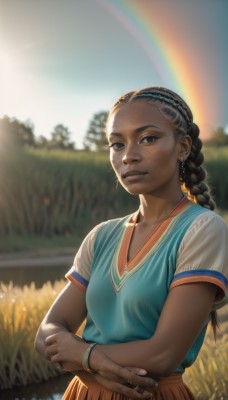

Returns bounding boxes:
[107,101,185,197]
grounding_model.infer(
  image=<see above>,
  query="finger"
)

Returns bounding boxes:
[98,359,157,388]
[108,382,154,399]
[44,334,58,346]
[127,368,148,376]
[53,361,63,370]
[95,375,153,400]
[44,344,58,360]
[115,366,157,388]
[50,353,63,363]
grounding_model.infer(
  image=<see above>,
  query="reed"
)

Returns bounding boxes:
[0,280,227,396]
[0,148,137,237]
[0,147,227,239]
[184,322,228,399]
[0,280,65,389]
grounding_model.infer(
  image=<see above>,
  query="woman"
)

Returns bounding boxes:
[35,87,228,400]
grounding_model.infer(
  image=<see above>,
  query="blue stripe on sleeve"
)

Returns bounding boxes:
[71,270,89,287]
[172,269,227,285]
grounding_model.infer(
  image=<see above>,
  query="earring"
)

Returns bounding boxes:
[179,159,186,182]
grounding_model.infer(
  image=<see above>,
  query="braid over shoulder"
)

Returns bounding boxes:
[108,86,218,335]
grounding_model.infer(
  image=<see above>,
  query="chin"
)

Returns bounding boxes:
[121,185,145,196]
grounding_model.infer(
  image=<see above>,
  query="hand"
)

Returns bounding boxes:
[55,361,83,373]
[90,349,157,399]
[44,331,83,369]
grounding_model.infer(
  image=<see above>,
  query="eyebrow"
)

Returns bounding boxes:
[109,124,160,137]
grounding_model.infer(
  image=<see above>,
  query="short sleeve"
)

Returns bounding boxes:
[170,212,228,307]
[65,221,106,291]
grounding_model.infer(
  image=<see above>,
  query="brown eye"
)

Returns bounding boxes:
[140,135,158,144]
[108,142,124,150]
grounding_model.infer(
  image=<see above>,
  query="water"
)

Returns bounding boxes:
[0,265,68,288]
[0,374,72,400]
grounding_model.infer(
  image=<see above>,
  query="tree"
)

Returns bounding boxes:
[0,115,35,148]
[84,111,108,151]
[36,135,49,149]
[206,126,228,147]
[49,124,75,150]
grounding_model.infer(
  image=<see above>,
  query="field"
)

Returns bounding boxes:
[0,146,227,398]
[0,148,137,251]
[0,146,227,252]
[0,280,227,399]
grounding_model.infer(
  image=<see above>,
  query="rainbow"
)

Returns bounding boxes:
[98,0,208,136]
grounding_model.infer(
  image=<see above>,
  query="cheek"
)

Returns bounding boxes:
[158,140,178,161]
[110,153,120,174]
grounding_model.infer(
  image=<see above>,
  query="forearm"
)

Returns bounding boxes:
[41,331,158,397]
[93,284,217,377]
[96,339,170,377]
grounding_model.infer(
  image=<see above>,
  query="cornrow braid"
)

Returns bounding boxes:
[134,88,193,127]
[109,86,218,337]
[183,123,216,211]
[109,86,215,211]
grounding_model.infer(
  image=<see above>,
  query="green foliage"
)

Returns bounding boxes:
[49,124,75,150]
[83,111,109,150]
[205,126,228,147]
[0,116,35,148]
[0,146,227,239]
[204,146,228,209]
[0,148,137,237]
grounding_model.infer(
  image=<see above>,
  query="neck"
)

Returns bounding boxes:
[138,190,185,225]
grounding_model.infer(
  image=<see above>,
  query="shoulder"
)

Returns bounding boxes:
[65,213,133,289]
[181,208,228,244]
[93,213,133,245]
[172,209,228,306]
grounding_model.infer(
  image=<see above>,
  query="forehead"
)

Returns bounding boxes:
[107,101,174,135]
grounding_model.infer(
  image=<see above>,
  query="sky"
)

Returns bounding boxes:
[0,0,228,148]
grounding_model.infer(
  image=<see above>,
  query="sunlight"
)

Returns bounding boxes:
[0,51,11,71]
[0,51,14,84]
[0,48,28,117]
[0,50,15,109]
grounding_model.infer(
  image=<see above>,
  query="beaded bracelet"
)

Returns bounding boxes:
[82,343,97,373]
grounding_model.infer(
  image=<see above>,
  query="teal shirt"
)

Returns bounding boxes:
[66,200,228,372]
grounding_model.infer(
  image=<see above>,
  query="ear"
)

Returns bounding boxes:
[177,135,192,161]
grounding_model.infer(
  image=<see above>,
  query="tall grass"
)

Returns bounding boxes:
[184,322,228,399]
[204,146,228,210]
[0,280,227,396]
[0,281,65,389]
[0,147,227,238]
[0,148,137,237]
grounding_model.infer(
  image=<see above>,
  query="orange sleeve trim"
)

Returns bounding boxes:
[170,275,227,302]
[65,272,88,292]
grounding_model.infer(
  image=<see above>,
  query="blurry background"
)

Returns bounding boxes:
[0,1,228,398]
[1,0,228,147]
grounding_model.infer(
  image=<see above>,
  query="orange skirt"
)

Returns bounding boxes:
[62,373,195,400]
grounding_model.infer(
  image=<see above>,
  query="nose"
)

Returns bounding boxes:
[122,143,141,165]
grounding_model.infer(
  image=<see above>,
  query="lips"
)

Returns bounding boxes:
[122,170,147,179]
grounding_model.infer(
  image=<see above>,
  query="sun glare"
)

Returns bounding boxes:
[0,51,13,79]
[0,50,14,107]
[0,49,24,114]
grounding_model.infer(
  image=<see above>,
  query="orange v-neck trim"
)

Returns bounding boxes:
[117,197,189,276]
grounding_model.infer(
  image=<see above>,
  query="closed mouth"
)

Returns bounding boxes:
[122,170,147,179]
